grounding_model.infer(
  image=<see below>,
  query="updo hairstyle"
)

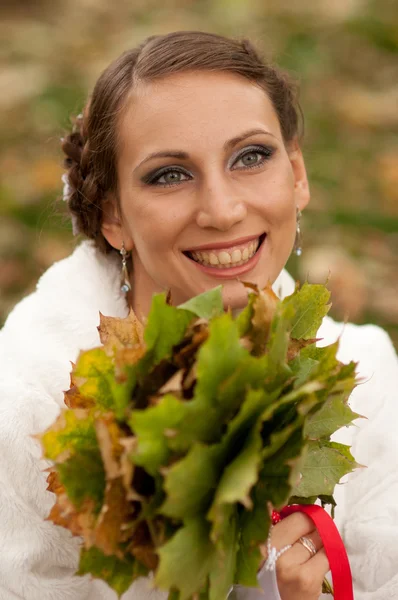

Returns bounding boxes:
[61,31,303,254]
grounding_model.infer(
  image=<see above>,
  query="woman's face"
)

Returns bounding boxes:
[102,71,310,318]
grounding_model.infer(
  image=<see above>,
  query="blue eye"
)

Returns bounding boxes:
[233,145,274,170]
[145,167,191,186]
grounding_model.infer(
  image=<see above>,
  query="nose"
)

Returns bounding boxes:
[196,177,247,231]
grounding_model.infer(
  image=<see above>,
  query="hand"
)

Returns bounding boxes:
[260,513,330,600]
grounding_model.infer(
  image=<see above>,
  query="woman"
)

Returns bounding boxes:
[0,31,397,600]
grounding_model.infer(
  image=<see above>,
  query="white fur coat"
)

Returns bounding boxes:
[0,240,397,600]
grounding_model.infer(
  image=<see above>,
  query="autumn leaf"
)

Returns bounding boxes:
[98,309,144,350]
[39,281,360,599]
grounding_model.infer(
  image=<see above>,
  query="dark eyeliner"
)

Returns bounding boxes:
[232,144,275,169]
[141,165,191,186]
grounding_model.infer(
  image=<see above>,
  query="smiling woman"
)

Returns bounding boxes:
[62,33,308,318]
[99,69,308,317]
[0,30,398,600]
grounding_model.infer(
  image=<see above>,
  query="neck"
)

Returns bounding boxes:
[128,261,164,322]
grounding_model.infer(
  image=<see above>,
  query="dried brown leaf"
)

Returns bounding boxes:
[46,470,96,543]
[119,437,143,501]
[98,310,144,351]
[251,286,279,354]
[287,338,320,362]
[93,477,132,558]
[64,385,95,409]
[158,370,184,395]
[127,521,159,570]
[95,416,124,480]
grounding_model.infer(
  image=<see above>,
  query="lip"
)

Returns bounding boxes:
[184,233,263,252]
[184,234,266,279]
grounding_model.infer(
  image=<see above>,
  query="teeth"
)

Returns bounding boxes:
[231,249,241,263]
[218,251,231,265]
[188,236,262,268]
[209,253,219,265]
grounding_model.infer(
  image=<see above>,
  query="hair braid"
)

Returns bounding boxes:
[61,113,110,252]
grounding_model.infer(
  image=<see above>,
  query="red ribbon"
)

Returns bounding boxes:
[278,504,354,600]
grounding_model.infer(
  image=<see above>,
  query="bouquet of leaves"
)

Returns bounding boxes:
[40,282,361,600]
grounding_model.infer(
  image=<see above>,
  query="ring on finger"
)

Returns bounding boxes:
[298,535,317,557]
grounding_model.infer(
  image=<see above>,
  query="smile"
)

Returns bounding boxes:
[183,233,266,273]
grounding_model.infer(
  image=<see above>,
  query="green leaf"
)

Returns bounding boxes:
[210,424,262,512]
[235,480,271,586]
[165,314,252,448]
[144,293,194,364]
[41,410,97,461]
[156,517,215,600]
[225,388,280,450]
[267,301,295,365]
[209,505,239,600]
[78,547,137,597]
[262,415,305,461]
[178,286,223,319]
[261,381,323,422]
[129,394,187,475]
[161,443,223,520]
[208,417,264,547]
[74,348,114,378]
[260,428,306,509]
[194,314,249,410]
[298,342,339,380]
[73,348,115,410]
[58,446,105,512]
[290,355,319,388]
[235,292,256,336]
[108,374,135,421]
[42,412,106,512]
[283,283,331,339]
[292,440,360,497]
[304,394,362,439]
[217,355,272,420]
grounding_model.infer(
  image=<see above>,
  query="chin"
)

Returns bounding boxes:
[221,282,250,312]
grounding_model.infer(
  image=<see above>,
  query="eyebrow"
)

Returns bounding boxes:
[135,128,276,170]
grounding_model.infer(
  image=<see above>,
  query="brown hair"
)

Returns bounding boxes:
[61,31,303,254]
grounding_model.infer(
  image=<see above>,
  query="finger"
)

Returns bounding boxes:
[279,530,324,567]
[303,547,330,579]
[270,513,314,547]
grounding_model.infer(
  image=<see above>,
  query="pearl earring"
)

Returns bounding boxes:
[120,242,131,293]
[294,208,303,256]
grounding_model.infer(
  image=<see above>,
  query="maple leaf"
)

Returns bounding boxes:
[98,309,144,350]
[248,285,279,355]
[39,281,361,599]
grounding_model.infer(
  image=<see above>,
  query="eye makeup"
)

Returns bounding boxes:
[140,143,276,187]
[141,165,193,187]
[230,144,275,171]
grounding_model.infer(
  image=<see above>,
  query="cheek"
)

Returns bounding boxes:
[123,194,187,262]
[254,164,296,225]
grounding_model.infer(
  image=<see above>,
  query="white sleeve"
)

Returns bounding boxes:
[228,566,281,599]
[0,377,96,600]
[0,373,169,600]
[335,326,398,599]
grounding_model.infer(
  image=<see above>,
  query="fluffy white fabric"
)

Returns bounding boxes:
[0,240,397,600]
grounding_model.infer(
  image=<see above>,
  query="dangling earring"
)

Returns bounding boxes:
[294,208,303,256]
[120,242,131,293]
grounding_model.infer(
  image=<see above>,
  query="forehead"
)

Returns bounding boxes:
[117,71,282,160]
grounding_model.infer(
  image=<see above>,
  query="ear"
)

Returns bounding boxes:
[287,139,310,211]
[101,194,134,251]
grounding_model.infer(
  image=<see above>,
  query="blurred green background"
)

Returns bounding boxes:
[1,0,397,347]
